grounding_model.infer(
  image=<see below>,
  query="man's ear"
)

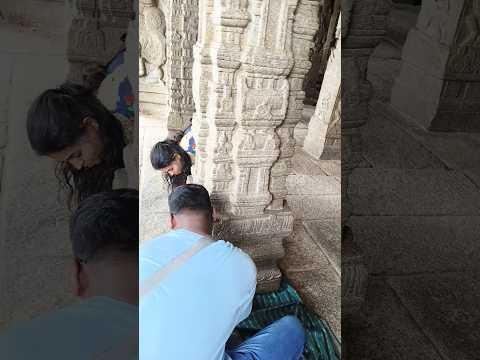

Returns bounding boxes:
[212,208,220,223]
[169,213,176,230]
[73,258,89,298]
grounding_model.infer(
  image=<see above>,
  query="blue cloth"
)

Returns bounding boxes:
[105,49,135,121]
[179,125,196,156]
[139,229,257,360]
[236,281,340,360]
[0,297,137,359]
[227,315,306,360]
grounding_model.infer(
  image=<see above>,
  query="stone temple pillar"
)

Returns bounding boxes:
[164,0,199,135]
[391,0,480,132]
[193,0,320,292]
[139,0,198,136]
[304,15,341,160]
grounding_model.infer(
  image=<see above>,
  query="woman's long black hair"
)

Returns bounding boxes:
[150,139,192,190]
[27,82,126,209]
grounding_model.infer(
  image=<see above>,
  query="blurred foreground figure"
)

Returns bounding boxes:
[0,190,139,359]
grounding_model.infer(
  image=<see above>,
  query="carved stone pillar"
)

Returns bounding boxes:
[391,0,480,132]
[66,0,134,90]
[193,0,320,292]
[139,0,198,135]
[164,0,199,135]
[138,0,167,120]
[304,15,341,159]
[342,0,389,320]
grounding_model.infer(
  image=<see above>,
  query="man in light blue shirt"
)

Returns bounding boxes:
[140,184,306,360]
[0,189,139,360]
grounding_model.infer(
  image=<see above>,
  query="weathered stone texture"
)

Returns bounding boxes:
[139,0,198,136]
[303,15,341,160]
[192,0,321,291]
[66,0,134,90]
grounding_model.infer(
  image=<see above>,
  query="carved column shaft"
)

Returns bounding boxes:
[164,0,199,135]
[268,0,321,210]
[193,0,320,292]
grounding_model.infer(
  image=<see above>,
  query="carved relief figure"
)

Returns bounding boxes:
[139,0,166,84]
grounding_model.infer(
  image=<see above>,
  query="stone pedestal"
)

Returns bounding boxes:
[192,0,320,292]
[304,16,341,159]
[391,0,480,132]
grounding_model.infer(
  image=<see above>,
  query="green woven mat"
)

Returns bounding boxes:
[235,281,340,360]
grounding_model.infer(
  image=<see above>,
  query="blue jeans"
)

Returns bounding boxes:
[226,315,306,360]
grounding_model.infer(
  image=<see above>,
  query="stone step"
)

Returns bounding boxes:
[348,168,480,216]
[286,173,340,196]
[304,219,340,276]
[286,194,340,220]
[280,223,340,339]
[362,104,448,169]
[291,149,341,177]
[287,150,340,220]
[349,215,480,275]
[370,102,480,170]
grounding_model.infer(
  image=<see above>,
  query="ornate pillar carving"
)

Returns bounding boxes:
[164,0,199,135]
[391,0,480,132]
[139,0,198,135]
[66,0,134,90]
[193,0,320,292]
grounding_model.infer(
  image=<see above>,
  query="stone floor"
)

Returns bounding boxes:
[344,101,480,360]
[280,149,341,340]
[343,4,480,355]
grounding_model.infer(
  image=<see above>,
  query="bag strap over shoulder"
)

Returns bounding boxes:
[140,236,214,300]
